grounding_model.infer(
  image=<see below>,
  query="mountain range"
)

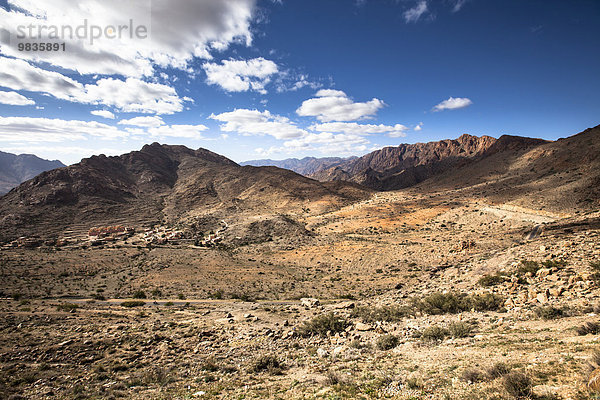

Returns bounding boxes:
[1,124,598,243]
[0,151,65,195]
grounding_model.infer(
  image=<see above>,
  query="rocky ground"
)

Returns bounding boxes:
[1,188,599,399]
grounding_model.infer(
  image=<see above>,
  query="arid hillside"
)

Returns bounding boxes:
[309,134,548,190]
[0,143,371,243]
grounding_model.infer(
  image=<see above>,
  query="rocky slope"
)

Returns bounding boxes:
[0,151,65,195]
[309,134,548,190]
[0,143,371,242]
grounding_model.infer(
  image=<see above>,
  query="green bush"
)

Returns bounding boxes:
[471,293,505,312]
[248,355,282,375]
[413,292,504,314]
[487,362,511,379]
[577,321,600,336]
[298,312,349,337]
[421,326,450,342]
[503,371,532,398]
[351,305,411,323]
[534,306,564,320]
[413,292,471,314]
[541,259,566,269]
[449,321,474,338]
[376,334,400,350]
[478,273,507,287]
[121,300,145,308]
[132,290,146,299]
[516,260,540,276]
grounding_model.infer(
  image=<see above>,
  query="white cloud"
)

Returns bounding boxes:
[404,1,428,23]
[82,77,185,114]
[0,116,129,142]
[0,90,34,105]
[0,57,84,101]
[203,57,278,94]
[210,109,307,139]
[147,124,208,138]
[414,122,423,131]
[310,122,408,137]
[118,116,164,128]
[452,0,468,12]
[433,97,473,111]
[91,110,116,119]
[0,0,257,77]
[296,89,385,122]
[255,132,370,157]
[0,58,186,114]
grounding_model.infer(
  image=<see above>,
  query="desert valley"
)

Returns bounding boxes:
[0,125,599,399]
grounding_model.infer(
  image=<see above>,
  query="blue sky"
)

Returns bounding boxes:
[0,0,598,164]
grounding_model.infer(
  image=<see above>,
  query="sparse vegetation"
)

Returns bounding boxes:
[534,305,564,320]
[298,312,349,337]
[249,355,283,375]
[420,325,450,342]
[577,321,600,336]
[449,321,475,338]
[121,300,145,308]
[351,304,411,323]
[376,334,400,350]
[516,260,541,276]
[502,371,532,399]
[56,303,79,312]
[132,290,147,299]
[478,273,507,287]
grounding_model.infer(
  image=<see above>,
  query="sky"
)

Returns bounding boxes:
[0,0,598,165]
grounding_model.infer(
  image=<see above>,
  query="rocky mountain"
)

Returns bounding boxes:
[241,156,355,176]
[0,143,371,242]
[420,124,600,213]
[308,134,549,190]
[0,151,65,195]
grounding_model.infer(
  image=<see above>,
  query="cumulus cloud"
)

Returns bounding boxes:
[147,124,208,138]
[91,110,116,119]
[404,1,428,23]
[0,57,84,101]
[118,116,164,127]
[0,58,186,114]
[432,97,473,111]
[203,57,278,94]
[0,116,129,142]
[296,89,385,122]
[310,122,408,137]
[210,109,307,139]
[414,122,423,131]
[0,0,257,77]
[0,90,34,105]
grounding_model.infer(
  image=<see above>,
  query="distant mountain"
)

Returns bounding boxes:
[0,143,371,242]
[0,151,65,195]
[308,134,549,190]
[241,156,356,176]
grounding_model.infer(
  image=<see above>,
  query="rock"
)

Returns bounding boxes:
[332,346,346,357]
[589,368,600,392]
[548,287,564,297]
[193,390,206,397]
[301,298,320,308]
[317,348,329,358]
[243,313,254,319]
[536,268,551,278]
[355,322,373,331]
[536,291,549,304]
[333,301,355,309]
